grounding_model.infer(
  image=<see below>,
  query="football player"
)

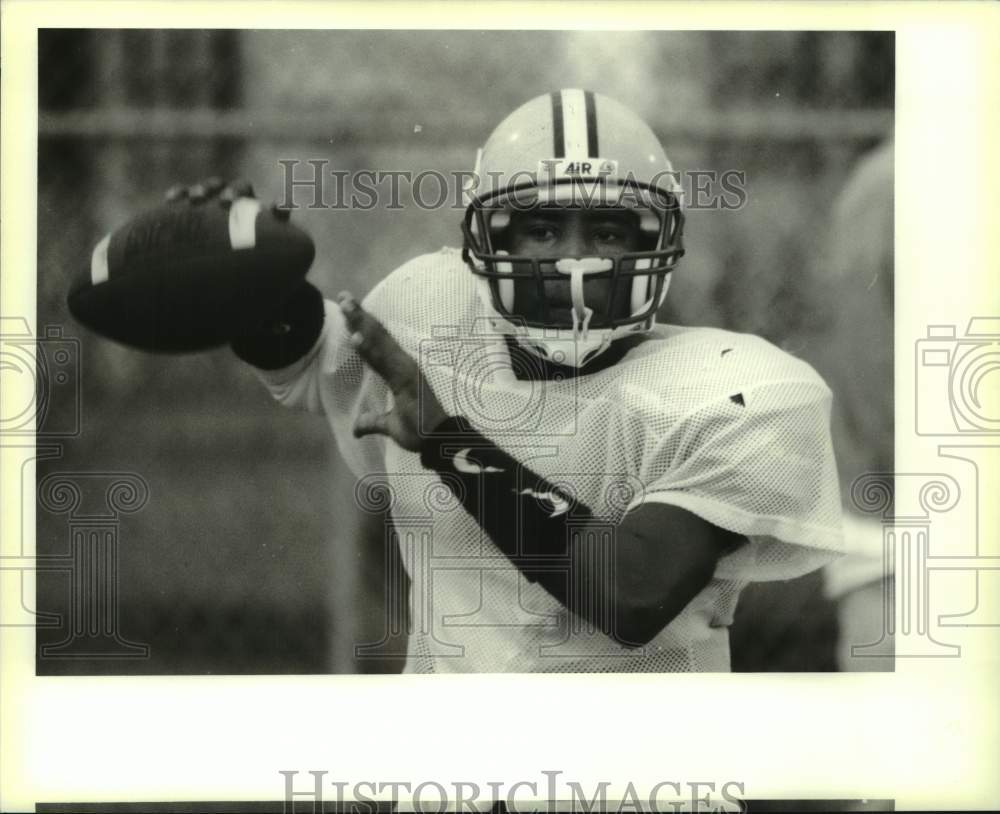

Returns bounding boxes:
[226,89,845,672]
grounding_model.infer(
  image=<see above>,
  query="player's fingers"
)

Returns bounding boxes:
[353,410,391,439]
[202,176,226,197]
[165,184,188,202]
[188,183,209,204]
[348,322,416,389]
[337,292,418,389]
[188,177,227,203]
[221,179,256,201]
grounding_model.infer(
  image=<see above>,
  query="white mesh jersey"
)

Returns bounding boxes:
[253,248,845,673]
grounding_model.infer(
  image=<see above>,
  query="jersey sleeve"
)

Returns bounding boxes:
[246,297,346,414]
[243,283,395,479]
[633,378,845,581]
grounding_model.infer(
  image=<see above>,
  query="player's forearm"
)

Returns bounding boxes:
[419,416,701,647]
[545,521,710,648]
[529,516,719,647]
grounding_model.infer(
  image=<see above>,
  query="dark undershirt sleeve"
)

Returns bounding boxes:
[419,415,594,588]
[230,281,325,370]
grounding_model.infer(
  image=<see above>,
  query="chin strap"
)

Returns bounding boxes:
[555,257,611,343]
[572,300,594,342]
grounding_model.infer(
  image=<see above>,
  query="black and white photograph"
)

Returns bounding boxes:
[2,3,998,812]
[33,28,894,678]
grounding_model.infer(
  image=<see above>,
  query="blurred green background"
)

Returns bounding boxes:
[35,30,893,674]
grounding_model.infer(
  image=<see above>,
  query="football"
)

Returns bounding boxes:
[67,196,315,352]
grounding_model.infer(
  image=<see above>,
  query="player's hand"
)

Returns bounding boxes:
[165,177,253,206]
[337,291,449,451]
[163,177,294,220]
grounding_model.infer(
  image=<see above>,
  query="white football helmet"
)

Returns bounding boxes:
[462,89,685,368]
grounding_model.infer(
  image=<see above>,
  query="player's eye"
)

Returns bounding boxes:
[593,228,626,243]
[525,224,558,242]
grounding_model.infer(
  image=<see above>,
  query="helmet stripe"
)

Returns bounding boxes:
[584,90,599,156]
[550,91,565,158]
[561,89,589,156]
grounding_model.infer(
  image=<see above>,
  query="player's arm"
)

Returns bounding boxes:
[418,416,744,647]
[156,180,328,371]
[229,278,326,370]
[596,501,744,646]
[339,293,745,647]
[161,178,326,370]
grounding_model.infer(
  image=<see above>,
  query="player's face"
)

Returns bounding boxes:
[499,207,641,327]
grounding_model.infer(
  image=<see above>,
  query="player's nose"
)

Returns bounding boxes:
[555,227,588,259]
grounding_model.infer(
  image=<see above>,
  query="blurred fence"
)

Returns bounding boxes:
[34,29,893,674]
